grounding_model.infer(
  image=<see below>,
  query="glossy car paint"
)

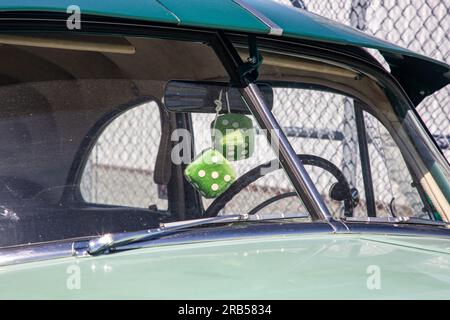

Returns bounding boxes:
[0,234,449,299]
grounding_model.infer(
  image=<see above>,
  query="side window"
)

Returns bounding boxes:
[80,101,168,210]
[363,111,425,217]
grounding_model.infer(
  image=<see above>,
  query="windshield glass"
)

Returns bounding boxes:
[0,33,449,249]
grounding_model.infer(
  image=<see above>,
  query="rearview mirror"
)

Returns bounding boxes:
[163,80,273,114]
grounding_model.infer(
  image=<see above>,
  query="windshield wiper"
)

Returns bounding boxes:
[342,216,449,227]
[80,214,250,256]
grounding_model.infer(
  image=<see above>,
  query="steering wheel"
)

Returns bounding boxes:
[204,154,359,218]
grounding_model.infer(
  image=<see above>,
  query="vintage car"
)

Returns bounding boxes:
[0,0,449,299]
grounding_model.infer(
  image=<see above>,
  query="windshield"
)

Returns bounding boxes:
[255,49,450,220]
[0,33,448,249]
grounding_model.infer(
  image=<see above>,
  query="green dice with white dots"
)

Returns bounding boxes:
[184,149,237,198]
[211,114,254,161]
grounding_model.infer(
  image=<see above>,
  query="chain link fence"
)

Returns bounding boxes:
[81,0,449,217]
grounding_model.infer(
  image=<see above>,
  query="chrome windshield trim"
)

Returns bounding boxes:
[232,0,283,36]
[2,222,450,267]
[86,214,250,255]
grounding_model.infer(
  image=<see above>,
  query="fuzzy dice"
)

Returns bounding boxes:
[184,149,237,198]
[211,114,254,161]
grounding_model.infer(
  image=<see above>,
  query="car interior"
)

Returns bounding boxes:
[0,33,448,248]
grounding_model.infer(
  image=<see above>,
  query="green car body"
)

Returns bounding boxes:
[1,233,450,299]
[0,0,449,299]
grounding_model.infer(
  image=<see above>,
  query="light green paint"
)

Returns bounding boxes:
[1,234,449,299]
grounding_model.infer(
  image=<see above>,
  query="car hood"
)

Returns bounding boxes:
[1,0,449,105]
[0,233,450,299]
